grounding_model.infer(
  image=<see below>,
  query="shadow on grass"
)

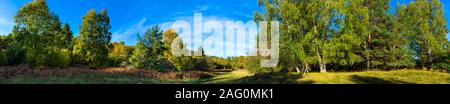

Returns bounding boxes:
[213,72,309,84]
[350,75,414,84]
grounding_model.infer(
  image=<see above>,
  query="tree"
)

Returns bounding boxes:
[428,0,448,70]
[328,0,367,69]
[129,26,172,70]
[193,47,209,70]
[61,23,73,48]
[73,9,112,67]
[162,29,196,71]
[108,41,129,67]
[399,0,448,70]
[12,0,70,68]
[360,0,415,70]
[254,0,282,73]
[259,0,346,73]
[0,35,7,65]
[381,4,415,69]
[129,38,149,69]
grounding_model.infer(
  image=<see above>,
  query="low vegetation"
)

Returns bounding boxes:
[2,66,448,84]
[206,69,450,84]
[0,65,211,84]
[0,0,449,84]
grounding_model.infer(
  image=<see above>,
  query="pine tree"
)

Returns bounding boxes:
[129,38,149,69]
[129,26,171,70]
[61,23,73,48]
[329,0,367,69]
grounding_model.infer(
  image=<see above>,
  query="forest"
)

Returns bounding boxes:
[0,0,449,84]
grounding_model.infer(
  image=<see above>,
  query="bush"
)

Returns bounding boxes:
[0,36,6,65]
[6,46,25,65]
[433,63,449,71]
[0,50,6,65]
[108,42,129,67]
[245,56,273,73]
[432,51,449,71]
[47,48,71,68]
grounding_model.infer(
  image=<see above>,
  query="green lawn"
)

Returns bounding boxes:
[1,68,449,84]
[204,69,450,84]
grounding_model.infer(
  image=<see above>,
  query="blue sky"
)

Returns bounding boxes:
[0,0,449,57]
[0,0,260,44]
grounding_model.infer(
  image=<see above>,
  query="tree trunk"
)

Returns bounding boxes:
[427,49,433,70]
[295,65,301,74]
[366,57,370,70]
[420,56,426,70]
[319,62,326,73]
[365,33,371,70]
[316,48,326,73]
[304,62,310,73]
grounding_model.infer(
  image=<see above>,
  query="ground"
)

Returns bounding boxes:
[205,69,450,84]
[1,66,449,84]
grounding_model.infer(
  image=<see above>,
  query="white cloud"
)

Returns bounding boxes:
[0,0,16,35]
[192,5,211,12]
[232,11,252,18]
[167,14,258,57]
[111,18,180,45]
[111,18,152,45]
[115,14,259,57]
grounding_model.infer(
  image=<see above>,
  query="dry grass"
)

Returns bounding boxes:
[2,66,449,84]
[0,65,211,84]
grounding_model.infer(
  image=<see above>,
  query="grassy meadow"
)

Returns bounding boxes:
[1,66,449,84]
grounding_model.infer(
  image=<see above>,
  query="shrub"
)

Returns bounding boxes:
[245,56,273,73]
[0,50,6,65]
[47,48,71,68]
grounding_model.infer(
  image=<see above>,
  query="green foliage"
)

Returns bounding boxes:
[162,29,187,71]
[61,23,73,49]
[257,0,447,72]
[264,0,347,73]
[5,34,26,65]
[330,0,366,67]
[108,41,129,67]
[162,29,209,71]
[192,47,209,70]
[398,0,448,69]
[129,26,172,71]
[129,41,149,69]
[0,35,7,65]
[73,9,111,67]
[244,56,272,73]
[432,46,449,70]
[0,0,448,73]
[47,48,71,68]
[12,0,70,68]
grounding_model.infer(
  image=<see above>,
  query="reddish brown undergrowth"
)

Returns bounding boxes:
[0,65,211,80]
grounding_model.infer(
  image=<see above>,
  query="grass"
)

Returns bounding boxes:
[300,70,450,84]
[205,69,450,84]
[1,67,449,84]
[203,69,254,84]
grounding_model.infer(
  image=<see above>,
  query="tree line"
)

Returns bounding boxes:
[0,0,246,71]
[253,0,449,73]
[0,0,448,73]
